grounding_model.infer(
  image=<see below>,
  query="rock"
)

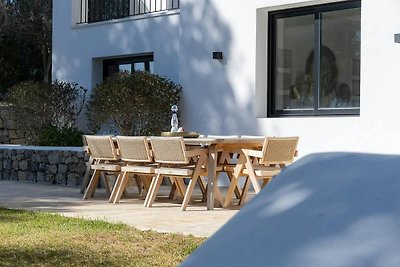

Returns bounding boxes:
[4,150,11,159]
[27,172,36,182]
[64,156,73,164]
[72,156,80,163]
[48,152,61,165]
[38,163,46,172]
[55,174,66,185]
[2,171,9,180]
[31,162,39,172]
[9,130,17,139]
[63,151,72,158]
[19,160,28,171]
[12,160,19,170]
[46,165,58,175]
[37,172,45,183]
[3,159,12,170]
[10,171,17,180]
[18,171,27,181]
[58,164,67,174]
[45,174,55,184]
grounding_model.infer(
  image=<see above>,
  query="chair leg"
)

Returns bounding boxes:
[168,181,177,199]
[80,156,94,194]
[83,170,101,200]
[145,174,164,208]
[101,173,112,195]
[238,176,251,206]
[261,177,272,188]
[226,172,242,199]
[181,176,198,211]
[134,175,143,194]
[144,175,157,207]
[109,172,123,203]
[113,172,129,204]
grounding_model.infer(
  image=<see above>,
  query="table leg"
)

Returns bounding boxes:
[207,144,217,210]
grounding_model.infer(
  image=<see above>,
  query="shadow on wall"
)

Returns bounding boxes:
[179,0,260,135]
[182,152,400,267]
[53,0,260,135]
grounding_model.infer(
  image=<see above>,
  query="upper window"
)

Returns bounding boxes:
[78,0,180,24]
[103,54,154,80]
[268,1,361,117]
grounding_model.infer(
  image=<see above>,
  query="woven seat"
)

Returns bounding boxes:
[145,137,207,211]
[83,135,121,200]
[109,136,155,204]
[223,137,299,208]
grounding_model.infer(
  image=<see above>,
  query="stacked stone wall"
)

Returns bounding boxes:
[0,147,87,186]
[0,106,26,144]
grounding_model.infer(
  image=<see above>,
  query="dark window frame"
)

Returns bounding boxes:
[267,0,361,117]
[102,54,154,80]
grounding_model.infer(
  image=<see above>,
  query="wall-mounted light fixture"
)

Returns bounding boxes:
[213,52,224,60]
[395,34,400,43]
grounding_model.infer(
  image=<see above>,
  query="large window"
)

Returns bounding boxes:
[268,1,361,117]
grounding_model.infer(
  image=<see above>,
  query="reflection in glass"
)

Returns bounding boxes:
[273,15,315,111]
[320,8,361,109]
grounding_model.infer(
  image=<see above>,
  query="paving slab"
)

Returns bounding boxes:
[0,181,239,237]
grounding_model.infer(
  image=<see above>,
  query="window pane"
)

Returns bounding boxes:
[273,14,315,111]
[119,64,132,73]
[319,7,361,109]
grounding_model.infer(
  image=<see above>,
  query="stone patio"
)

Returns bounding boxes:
[0,180,241,237]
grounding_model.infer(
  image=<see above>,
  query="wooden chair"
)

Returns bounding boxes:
[224,137,299,207]
[144,137,207,211]
[83,135,121,200]
[109,136,156,203]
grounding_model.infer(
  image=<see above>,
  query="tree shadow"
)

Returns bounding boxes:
[52,0,261,135]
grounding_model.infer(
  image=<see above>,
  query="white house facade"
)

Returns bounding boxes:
[53,0,400,156]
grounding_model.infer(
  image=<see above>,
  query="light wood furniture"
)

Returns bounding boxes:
[83,135,122,200]
[184,137,265,210]
[145,137,208,211]
[109,136,156,204]
[223,137,299,208]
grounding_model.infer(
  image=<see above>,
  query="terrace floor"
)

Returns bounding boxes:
[0,181,243,237]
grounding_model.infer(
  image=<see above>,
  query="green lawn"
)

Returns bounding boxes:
[0,208,205,266]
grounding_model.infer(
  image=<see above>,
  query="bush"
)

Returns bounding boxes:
[36,125,84,147]
[7,80,87,145]
[87,71,181,136]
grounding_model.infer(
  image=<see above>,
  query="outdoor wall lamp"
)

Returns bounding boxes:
[395,34,400,43]
[213,52,224,60]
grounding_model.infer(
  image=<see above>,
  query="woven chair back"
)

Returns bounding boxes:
[261,137,299,165]
[149,137,188,164]
[85,135,119,161]
[116,136,152,162]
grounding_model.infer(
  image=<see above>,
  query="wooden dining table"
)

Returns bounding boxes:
[183,137,265,210]
[81,135,265,210]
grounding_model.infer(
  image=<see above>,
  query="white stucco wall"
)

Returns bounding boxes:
[52,0,181,90]
[178,0,400,156]
[53,0,400,156]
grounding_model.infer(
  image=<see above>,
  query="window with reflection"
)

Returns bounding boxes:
[103,54,154,80]
[268,0,361,116]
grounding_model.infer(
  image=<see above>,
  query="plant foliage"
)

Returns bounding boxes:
[0,0,52,95]
[7,80,87,145]
[87,71,181,136]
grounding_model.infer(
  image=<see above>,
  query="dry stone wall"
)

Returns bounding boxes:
[0,105,26,144]
[0,146,87,186]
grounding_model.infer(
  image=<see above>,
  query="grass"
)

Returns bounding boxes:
[0,208,205,266]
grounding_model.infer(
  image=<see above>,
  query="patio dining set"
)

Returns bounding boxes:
[81,135,299,211]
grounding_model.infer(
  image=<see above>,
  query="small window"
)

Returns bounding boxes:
[103,54,154,80]
[268,0,361,117]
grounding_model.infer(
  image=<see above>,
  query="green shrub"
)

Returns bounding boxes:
[36,125,84,147]
[87,71,181,136]
[7,80,87,145]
